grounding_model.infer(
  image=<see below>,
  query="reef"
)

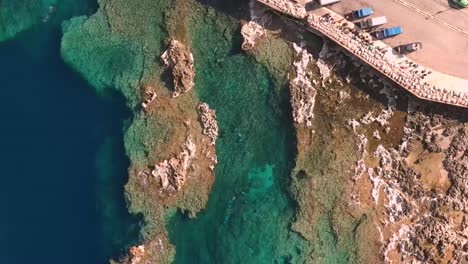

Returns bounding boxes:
[61,0,218,262]
[161,39,195,97]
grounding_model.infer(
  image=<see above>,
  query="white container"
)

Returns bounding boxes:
[368,16,388,27]
[319,0,341,6]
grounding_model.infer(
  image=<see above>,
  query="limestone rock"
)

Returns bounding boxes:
[290,43,317,127]
[151,136,196,192]
[128,245,145,264]
[161,39,195,97]
[241,21,266,51]
[198,103,218,145]
[141,86,157,110]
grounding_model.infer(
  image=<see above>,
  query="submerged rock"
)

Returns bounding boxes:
[161,39,195,97]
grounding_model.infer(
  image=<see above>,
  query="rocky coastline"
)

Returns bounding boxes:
[244,3,468,262]
[59,0,468,262]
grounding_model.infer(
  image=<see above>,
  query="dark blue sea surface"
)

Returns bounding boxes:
[0,2,139,263]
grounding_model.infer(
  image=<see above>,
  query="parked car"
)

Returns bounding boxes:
[395,42,422,54]
[374,26,403,39]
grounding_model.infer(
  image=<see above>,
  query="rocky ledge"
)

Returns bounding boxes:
[290,43,317,127]
[241,21,266,51]
[161,39,195,97]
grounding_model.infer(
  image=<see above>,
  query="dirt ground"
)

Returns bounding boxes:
[326,0,468,79]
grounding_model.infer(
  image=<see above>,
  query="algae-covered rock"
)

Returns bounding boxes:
[61,1,218,263]
[61,14,144,105]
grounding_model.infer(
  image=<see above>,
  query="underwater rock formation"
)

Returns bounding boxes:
[61,1,219,262]
[0,1,58,42]
[161,39,195,97]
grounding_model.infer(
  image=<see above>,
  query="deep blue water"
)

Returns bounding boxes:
[0,3,139,263]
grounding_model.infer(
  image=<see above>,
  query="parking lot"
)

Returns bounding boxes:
[325,0,468,79]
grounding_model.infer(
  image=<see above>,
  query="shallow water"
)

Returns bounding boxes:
[168,9,309,264]
[0,1,139,262]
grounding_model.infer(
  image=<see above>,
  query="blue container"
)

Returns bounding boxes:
[353,7,373,19]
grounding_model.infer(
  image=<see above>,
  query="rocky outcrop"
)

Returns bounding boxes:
[197,103,218,145]
[141,86,157,111]
[128,245,145,264]
[161,39,195,97]
[290,43,317,127]
[316,42,332,81]
[151,136,196,193]
[241,21,267,51]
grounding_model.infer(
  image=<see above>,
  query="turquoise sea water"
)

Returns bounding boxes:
[0,1,139,263]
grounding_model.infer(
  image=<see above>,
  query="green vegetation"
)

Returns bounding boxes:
[452,0,468,8]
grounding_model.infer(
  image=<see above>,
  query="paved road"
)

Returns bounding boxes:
[326,0,468,79]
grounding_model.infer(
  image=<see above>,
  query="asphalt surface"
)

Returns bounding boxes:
[326,0,468,79]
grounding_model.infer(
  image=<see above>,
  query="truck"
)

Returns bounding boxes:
[375,26,403,39]
[319,0,341,6]
[351,7,373,19]
[358,16,388,29]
